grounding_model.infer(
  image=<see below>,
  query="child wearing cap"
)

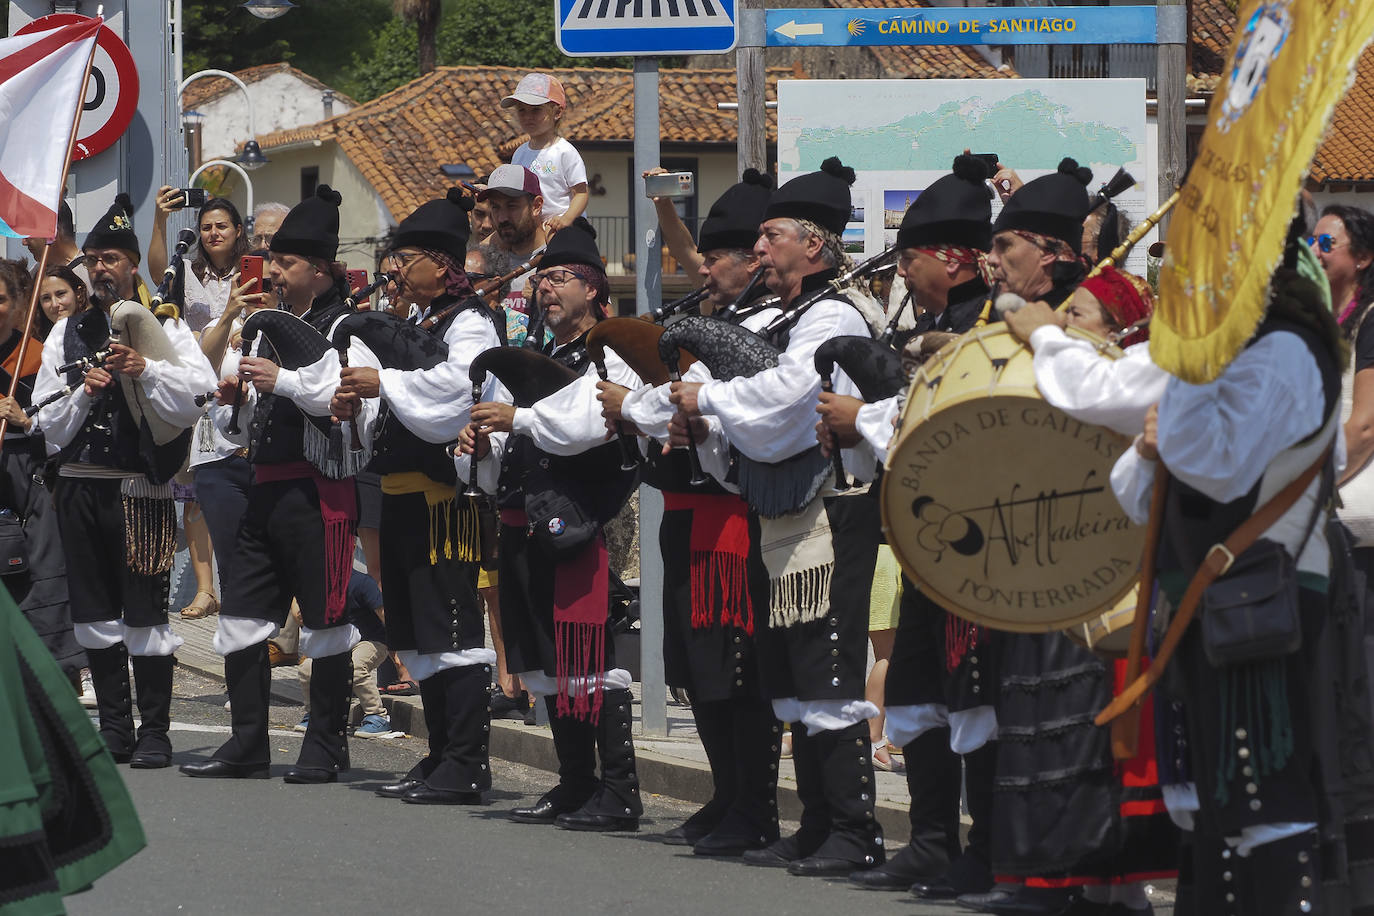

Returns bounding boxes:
[504,73,589,232]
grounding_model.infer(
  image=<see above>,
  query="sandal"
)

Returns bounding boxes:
[180,591,219,620]
[872,737,905,773]
[381,679,419,697]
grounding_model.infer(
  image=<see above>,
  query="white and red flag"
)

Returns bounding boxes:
[0,16,100,239]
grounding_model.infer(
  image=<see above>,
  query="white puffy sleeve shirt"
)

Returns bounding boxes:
[695,297,869,462]
[377,308,502,444]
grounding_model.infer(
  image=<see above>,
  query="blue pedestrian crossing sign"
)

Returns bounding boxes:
[557,0,738,57]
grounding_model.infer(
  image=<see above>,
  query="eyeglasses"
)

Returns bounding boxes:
[465,271,494,284]
[531,269,580,288]
[83,252,127,269]
[1307,234,1345,254]
[386,250,426,269]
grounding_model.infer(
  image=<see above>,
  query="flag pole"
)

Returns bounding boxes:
[0,23,100,451]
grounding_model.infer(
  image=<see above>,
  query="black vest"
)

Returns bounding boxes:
[497,328,638,523]
[1157,319,1340,581]
[368,294,500,483]
[248,291,350,467]
[56,316,188,482]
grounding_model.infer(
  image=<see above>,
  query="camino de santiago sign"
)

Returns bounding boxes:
[767,5,1158,47]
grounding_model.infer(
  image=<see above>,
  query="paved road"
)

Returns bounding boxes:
[65,670,1174,916]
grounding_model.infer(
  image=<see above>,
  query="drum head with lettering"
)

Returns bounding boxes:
[883,390,1143,633]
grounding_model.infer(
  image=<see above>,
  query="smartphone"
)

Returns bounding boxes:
[173,188,209,210]
[645,171,695,199]
[973,153,1000,172]
[239,255,265,294]
[347,269,369,296]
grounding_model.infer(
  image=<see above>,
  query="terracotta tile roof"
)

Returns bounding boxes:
[180,62,357,111]
[1311,47,1374,185]
[819,0,1015,79]
[1190,0,1235,83]
[257,65,789,221]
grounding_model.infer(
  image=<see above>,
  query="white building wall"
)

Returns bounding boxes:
[189,72,353,162]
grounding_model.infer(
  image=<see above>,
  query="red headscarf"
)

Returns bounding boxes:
[1079,265,1153,347]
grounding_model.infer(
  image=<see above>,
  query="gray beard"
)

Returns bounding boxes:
[90,278,119,307]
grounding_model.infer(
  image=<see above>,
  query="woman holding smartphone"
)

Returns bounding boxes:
[147,190,252,621]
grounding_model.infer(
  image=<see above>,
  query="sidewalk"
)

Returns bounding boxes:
[173,612,925,845]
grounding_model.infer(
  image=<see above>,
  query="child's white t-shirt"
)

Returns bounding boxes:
[512,137,587,221]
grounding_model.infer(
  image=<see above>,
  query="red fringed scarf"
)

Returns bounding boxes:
[553,536,609,723]
[254,461,357,625]
[663,492,754,635]
[945,614,981,673]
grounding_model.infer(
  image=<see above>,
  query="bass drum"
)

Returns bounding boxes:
[1063,587,1137,656]
[881,323,1143,633]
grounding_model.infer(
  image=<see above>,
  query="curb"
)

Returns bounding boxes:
[177,654,918,845]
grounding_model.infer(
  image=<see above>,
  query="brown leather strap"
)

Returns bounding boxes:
[1109,462,1168,759]
[1096,443,1333,727]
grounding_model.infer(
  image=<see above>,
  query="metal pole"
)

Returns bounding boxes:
[1155,0,1187,236]
[190,159,254,219]
[633,57,668,736]
[737,0,767,176]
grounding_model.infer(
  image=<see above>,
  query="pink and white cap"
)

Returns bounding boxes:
[501,72,567,109]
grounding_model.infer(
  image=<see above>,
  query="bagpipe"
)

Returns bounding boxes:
[813,335,908,490]
[232,308,365,479]
[331,309,454,482]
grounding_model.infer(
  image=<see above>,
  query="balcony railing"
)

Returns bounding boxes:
[588,215,705,278]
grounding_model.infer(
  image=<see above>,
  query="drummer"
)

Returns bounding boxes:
[1003,265,1181,916]
[817,154,1000,901]
[937,160,1126,916]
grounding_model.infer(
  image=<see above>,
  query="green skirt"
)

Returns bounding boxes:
[0,582,144,915]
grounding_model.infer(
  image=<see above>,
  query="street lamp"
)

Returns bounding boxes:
[241,0,296,19]
[191,159,256,232]
[178,69,268,168]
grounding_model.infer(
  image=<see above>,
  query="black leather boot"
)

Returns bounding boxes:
[129,654,175,768]
[181,642,271,778]
[511,695,597,824]
[1238,829,1323,916]
[695,696,782,856]
[285,650,350,783]
[666,698,731,845]
[853,726,960,890]
[557,687,642,831]
[744,726,831,868]
[86,643,134,763]
[790,721,885,876]
[404,665,491,805]
[379,674,445,798]
[913,741,996,899]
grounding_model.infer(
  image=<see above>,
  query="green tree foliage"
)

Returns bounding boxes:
[182,0,392,98]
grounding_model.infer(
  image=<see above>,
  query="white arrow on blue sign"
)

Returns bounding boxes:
[557,0,738,57]
[766,6,1158,47]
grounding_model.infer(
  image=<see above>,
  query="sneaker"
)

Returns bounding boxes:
[354,714,396,739]
[294,714,310,733]
[79,669,97,709]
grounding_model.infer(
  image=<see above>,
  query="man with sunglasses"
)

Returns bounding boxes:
[461,220,645,832]
[331,189,505,805]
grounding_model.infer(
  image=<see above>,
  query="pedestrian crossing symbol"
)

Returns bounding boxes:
[556,0,737,57]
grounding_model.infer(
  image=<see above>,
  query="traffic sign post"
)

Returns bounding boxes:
[765,5,1159,48]
[556,0,739,56]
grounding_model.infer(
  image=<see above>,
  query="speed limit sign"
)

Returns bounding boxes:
[17,13,139,161]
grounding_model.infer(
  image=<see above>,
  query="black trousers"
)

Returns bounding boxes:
[222,477,337,630]
[379,490,483,655]
[52,476,169,628]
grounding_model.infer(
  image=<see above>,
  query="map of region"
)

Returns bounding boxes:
[793,89,1135,172]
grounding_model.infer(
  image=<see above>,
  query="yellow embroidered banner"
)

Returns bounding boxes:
[1152,0,1374,383]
